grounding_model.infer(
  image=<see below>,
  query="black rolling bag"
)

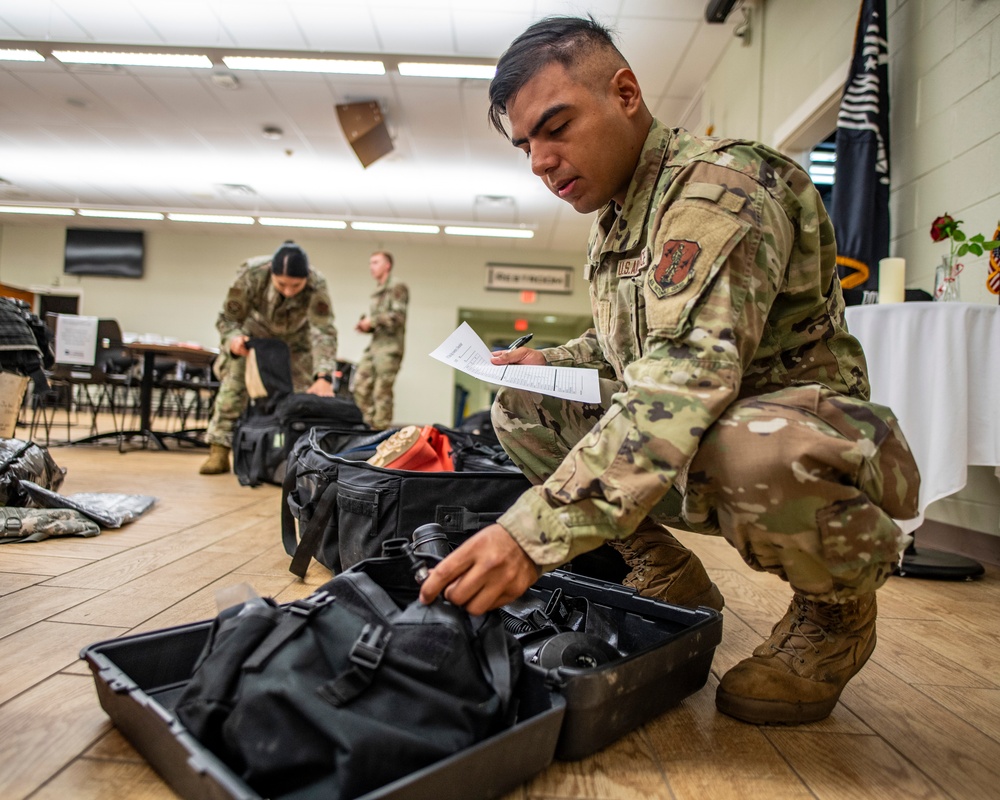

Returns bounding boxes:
[232,394,367,487]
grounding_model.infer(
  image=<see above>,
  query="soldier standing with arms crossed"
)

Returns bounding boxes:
[420,16,920,726]
[353,250,408,430]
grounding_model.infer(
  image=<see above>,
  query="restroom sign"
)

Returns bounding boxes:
[485,263,572,294]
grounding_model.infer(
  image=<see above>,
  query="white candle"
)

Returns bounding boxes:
[878,257,906,304]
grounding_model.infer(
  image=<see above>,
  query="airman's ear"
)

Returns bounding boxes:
[611,68,643,117]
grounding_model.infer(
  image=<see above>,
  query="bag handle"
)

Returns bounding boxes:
[288,480,339,578]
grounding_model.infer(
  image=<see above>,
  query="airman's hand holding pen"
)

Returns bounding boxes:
[490,332,545,366]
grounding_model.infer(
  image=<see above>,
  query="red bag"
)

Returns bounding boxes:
[368,425,454,472]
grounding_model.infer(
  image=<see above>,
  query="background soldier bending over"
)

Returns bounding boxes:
[200,241,338,475]
[420,16,920,726]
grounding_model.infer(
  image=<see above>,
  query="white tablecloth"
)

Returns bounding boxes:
[844,302,1000,533]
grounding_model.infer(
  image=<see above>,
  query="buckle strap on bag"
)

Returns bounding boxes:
[435,506,501,532]
[317,623,391,707]
[243,591,336,671]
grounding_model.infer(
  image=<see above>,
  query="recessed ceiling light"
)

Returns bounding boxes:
[52,51,213,69]
[0,205,74,216]
[351,221,439,234]
[444,226,534,239]
[0,49,44,62]
[78,209,165,220]
[261,126,284,140]
[167,213,254,225]
[398,62,496,80]
[259,217,347,230]
[223,56,385,75]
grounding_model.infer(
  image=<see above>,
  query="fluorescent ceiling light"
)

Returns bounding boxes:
[53,51,212,68]
[444,226,534,239]
[351,221,440,234]
[0,205,74,216]
[167,213,254,225]
[78,209,165,220]
[0,49,44,62]
[809,165,835,176]
[397,62,495,80]
[223,56,384,75]
[259,217,347,229]
[810,151,836,163]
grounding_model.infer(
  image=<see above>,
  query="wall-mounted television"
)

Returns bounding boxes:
[64,228,145,278]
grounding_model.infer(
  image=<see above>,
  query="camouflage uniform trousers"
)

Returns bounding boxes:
[492,379,920,603]
[352,345,403,430]
[205,334,315,447]
[1,508,100,542]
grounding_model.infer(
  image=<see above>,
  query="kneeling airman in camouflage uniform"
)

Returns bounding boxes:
[200,242,338,475]
[419,17,920,726]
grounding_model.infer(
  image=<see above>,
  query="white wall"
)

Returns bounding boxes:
[0,224,590,426]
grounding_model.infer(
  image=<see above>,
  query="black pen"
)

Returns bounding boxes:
[507,333,533,351]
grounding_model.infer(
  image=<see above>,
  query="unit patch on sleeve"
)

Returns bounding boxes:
[649,239,700,298]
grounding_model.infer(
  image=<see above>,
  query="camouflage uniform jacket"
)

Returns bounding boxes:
[501,119,871,569]
[364,277,408,354]
[216,258,338,374]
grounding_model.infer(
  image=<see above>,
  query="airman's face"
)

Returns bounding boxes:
[507,62,640,213]
[271,274,308,297]
[369,253,392,284]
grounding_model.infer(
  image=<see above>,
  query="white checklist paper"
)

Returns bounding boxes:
[430,322,600,403]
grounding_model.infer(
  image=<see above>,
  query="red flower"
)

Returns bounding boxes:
[930,214,956,242]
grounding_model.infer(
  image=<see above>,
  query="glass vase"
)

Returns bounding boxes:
[937,256,960,302]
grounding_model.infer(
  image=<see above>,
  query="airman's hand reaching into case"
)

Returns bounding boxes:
[418,524,539,616]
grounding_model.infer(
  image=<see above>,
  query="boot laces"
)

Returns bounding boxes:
[771,599,842,664]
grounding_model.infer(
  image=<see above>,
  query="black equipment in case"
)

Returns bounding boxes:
[82,555,722,800]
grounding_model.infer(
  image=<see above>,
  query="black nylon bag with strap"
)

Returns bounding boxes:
[334,426,531,572]
[174,548,522,800]
[282,426,397,577]
[233,394,368,488]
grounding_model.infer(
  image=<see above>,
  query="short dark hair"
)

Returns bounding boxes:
[372,250,393,268]
[487,15,623,139]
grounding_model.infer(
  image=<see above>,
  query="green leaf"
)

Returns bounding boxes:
[957,243,970,256]
[953,230,967,241]
[967,244,983,256]
[983,239,1000,249]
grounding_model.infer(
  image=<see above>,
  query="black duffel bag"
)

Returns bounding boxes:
[284,424,531,578]
[282,425,398,576]
[233,393,368,488]
[174,543,522,800]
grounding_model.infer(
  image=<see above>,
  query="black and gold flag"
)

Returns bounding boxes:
[829,0,890,291]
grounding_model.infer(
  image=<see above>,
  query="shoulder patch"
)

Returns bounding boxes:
[649,239,700,298]
[225,299,243,315]
[313,301,331,317]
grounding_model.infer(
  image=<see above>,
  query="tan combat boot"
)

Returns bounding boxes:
[199,444,231,475]
[611,523,724,611]
[716,592,877,725]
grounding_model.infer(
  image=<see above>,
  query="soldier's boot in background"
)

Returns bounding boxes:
[199,444,231,475]
[610,523,724,611]
[715,592,877,725]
